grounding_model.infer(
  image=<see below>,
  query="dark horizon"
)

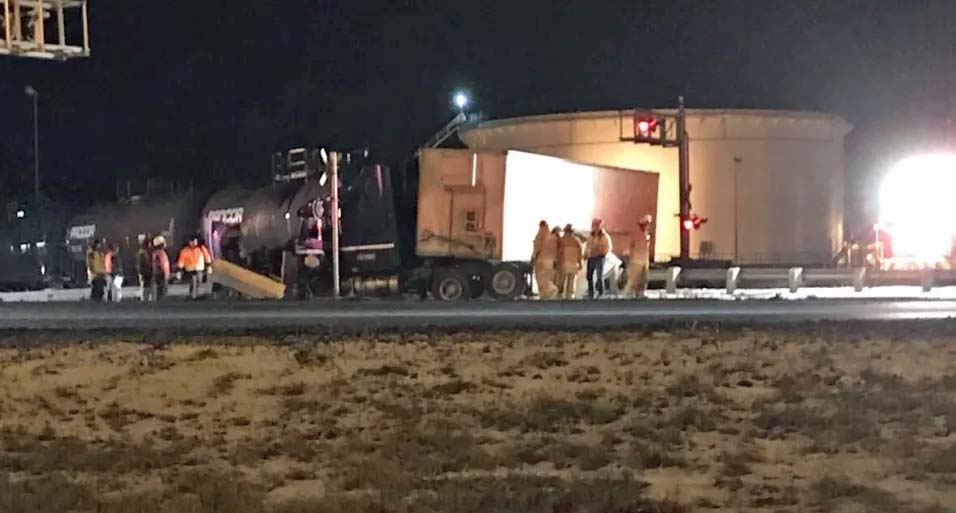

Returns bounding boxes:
[0,1,953,224]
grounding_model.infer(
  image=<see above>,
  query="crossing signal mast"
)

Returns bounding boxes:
[622,97,705,261]
[1,0,90,61]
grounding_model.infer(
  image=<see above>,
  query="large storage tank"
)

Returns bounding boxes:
[460,109,852,265]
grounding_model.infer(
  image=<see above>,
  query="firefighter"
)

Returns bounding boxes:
[624,214,653,298]
[151,236,171,300]
[557,224,584,299]
[176,236,210,299]
[137,236,154,301]
[531,221,559,299]
[585,218,612,298]
[86,240,108,302]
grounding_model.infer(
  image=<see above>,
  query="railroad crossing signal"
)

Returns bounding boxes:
[621,98,697,261]
[630,111,673,146]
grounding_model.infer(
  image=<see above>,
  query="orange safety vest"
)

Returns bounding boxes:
[177,246,208,272]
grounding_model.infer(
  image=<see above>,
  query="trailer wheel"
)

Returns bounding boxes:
[431,268,471,302]
[485,263,523,301]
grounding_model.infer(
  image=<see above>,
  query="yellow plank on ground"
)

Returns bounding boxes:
[210,259,285,299]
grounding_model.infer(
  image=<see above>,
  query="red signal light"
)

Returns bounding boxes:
[681,215,707,231]
[634,116,658,138]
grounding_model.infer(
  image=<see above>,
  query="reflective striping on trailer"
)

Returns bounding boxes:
[340,243,396,252]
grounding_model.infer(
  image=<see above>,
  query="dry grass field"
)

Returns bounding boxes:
[1,325,956,512]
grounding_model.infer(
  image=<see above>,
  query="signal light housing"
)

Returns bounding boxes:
[681,214,707,231]
[634,116,659,139]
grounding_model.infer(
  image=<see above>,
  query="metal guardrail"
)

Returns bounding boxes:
[647,266,948,294]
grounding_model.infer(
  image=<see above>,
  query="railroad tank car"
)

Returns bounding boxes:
[65,191,207,282]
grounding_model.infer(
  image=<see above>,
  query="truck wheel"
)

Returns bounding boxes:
[431,268,471,302]
[485,263,522,301]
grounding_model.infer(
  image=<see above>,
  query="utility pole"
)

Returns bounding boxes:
[677,96,691,261]
[330,151,340,299]
[24,85,39,197]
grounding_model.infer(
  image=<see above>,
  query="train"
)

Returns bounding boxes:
[7,148,660,300]
[0,196,74,291]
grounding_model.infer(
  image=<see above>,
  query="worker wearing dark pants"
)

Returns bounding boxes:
[586,256,605,298]
[176,236,211,299]
[151,236,171,301]
[86,240,108,302]
[585,218,612,299]
[153,274,168,300]
[185,271,201,298]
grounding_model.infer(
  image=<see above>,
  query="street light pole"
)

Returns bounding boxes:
[24,85,39,198]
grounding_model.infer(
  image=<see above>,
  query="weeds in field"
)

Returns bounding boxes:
[3,328,956,512]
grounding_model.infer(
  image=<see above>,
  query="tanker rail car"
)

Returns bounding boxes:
[58,148,660,301]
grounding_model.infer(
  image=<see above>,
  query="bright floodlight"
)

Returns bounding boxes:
[453,91,469,110]
[879,153,956,263]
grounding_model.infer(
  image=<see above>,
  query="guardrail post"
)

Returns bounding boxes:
[726,267,741,294]
[921,268,934,292]
[788,267,803,293]
[666,267,681,295]
[852,267,866,292]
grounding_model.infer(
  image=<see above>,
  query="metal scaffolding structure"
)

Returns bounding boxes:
[1,0,89,60]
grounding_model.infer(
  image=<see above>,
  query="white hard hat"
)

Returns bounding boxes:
[152,235,166,246]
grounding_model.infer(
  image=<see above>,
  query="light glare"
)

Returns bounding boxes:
[453,92,468,110]
[879,154,956,264]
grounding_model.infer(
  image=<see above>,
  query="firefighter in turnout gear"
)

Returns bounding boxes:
[531,221,560,299]
[557,224,584,299]
[624,214,653,298]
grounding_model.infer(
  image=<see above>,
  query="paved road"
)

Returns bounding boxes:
[1,299,955,331]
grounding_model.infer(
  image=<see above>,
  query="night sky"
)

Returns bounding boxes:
[0,1,953,224]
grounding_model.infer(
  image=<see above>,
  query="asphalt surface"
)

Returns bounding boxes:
[1,298,956,332]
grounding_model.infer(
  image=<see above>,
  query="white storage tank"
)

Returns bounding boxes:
[460,109,852,265]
